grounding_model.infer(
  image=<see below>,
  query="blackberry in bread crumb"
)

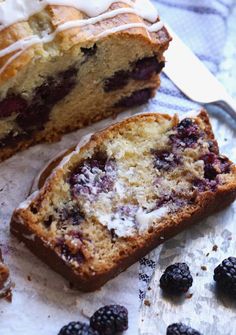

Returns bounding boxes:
[167,323,201,335]
[104,70,129,92]
[90,305,128,335]
[131,57,164,80]
[153,150,180,171]
[160,263,193,294]
[214,257,236,296]
[58,321,99,335]
[0,94,27,118]
[201,153,231,180]
[171,118,200,148]
[115,88,152,107]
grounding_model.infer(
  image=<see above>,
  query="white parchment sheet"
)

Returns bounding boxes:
[0,98,236,334]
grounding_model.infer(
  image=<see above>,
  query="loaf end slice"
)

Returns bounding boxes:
[11,110,236,291]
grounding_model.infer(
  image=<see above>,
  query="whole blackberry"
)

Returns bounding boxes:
[214,257,236,296]
[58,321,99,335]
[167,323,201,335]
[160,263,193,294]
[90,304,128,335]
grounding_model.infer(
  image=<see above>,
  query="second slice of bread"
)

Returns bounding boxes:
[11,110,236,291]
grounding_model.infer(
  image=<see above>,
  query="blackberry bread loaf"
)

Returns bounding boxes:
[0,248,11,298]
[11,110,236,291]
[0,0,171,161]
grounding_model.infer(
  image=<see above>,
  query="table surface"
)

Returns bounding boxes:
[140,3,236,335]
[218,4,236,101]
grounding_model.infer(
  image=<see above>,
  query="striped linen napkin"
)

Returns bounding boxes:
[139,0,235,300]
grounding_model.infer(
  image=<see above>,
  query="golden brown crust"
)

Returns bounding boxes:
[11,110,236,291]
[0,2,171,84]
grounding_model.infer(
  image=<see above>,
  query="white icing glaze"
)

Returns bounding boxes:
[0,0,158,31]
[136,207,169,233]
[0,8,162,59]
[96,21,163,39]
[0,1,163,75]
[99,212,136,237]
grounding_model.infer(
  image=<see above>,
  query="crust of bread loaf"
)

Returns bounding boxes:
[0,2,171,84]
[10,110,236,291]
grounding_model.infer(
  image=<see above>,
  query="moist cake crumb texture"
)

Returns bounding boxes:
[10,111,236,291]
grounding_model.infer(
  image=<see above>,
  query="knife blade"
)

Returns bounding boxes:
[163,25,236,120]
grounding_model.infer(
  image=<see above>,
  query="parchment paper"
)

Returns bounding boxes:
[1,94,236,334]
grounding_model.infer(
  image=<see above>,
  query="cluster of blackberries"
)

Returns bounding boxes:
[159,257,236,335]
[58,257,236,335]
[58,304,128,335]
[160,257,236,296]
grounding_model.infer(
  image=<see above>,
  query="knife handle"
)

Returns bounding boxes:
[213,94,236,121]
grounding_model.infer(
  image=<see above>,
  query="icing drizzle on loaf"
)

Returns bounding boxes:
[0,0,164,75]
[0,0,159,30]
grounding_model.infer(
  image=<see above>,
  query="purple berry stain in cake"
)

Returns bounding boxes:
[152,150,181,171]
[115,88,152,108]
[193,153,231,192]
[155,193,189,211]
[131,57,165,80]
[0,66,79,145]
[104,70,130,92]
[170,118,201,149]
[104,56,164,92]
[70,154,117,201]
[17,67,78,131]
[58,207,84,227]
[59,244,85,264]
[81,44,97,57]
[201,153,231,180]
[0,95,27,118]
[193,178,218,193]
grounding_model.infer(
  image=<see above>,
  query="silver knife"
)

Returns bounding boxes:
[163,26,236,120]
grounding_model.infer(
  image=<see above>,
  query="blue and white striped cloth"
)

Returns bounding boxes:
[139,0,235,300]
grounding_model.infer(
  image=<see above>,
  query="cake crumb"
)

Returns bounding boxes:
[27,275,32,281]
[212,245,218,252]
[144,299,151,307]
[201,266,207,271]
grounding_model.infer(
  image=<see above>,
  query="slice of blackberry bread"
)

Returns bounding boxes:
[11,110,236,291]
[0,0,171,161]
[0,249,11,299]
